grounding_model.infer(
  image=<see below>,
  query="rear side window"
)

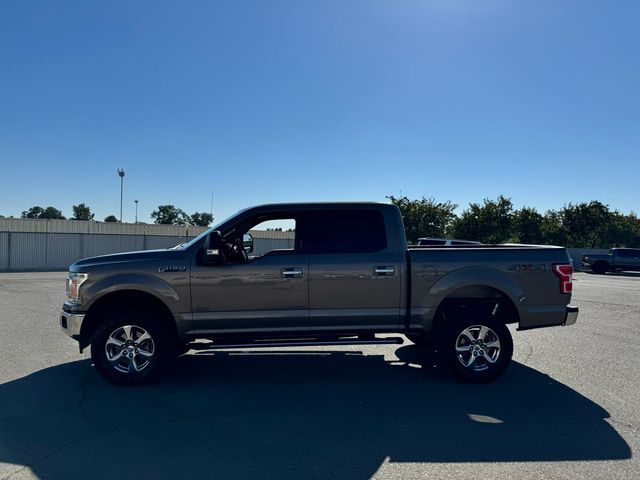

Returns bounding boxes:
[312,210,387,254]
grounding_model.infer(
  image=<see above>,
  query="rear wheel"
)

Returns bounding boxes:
[439,312,513,382]
[592,262,608,274]
[91,311,172,385]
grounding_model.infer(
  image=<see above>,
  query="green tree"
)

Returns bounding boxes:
[21,206,65,219]
[540,210,567,246]
[189,212,214,227]
[560,201,614,248]
[41,207,66,219]
[451,196,513,244]
[511,207,544,244]
[608,211,640,248]
[151,205,189,225]
[104,215,119,222]
[387,195,458,243]
[72,203,94,221]
[21,206,45,218]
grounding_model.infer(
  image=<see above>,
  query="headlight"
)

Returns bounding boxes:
[66,273,88,303]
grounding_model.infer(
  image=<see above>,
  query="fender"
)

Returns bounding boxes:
[412,267,525,330]
[82,273,183,313]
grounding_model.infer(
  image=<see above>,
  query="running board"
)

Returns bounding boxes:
[187,336,404,351]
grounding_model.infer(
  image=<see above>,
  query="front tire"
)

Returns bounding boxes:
[91,311,171,386]
[439,312,513,383]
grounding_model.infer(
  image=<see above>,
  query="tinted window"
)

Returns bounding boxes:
[313,210,387,254]
[616,249,631,257]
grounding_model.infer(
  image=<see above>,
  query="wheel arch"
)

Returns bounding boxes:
[434,284,521,330]
[79,289,178,350]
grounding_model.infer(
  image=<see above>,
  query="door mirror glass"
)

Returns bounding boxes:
[243,233,254,253]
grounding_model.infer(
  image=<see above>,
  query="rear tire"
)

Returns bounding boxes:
[438,310,513,383]
[91,310,172,386]
[592,262,608,274]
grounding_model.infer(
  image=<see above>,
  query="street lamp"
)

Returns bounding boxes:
[134,199,139,223]
[117,169,125,222]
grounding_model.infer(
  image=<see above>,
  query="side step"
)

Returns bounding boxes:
[187,336,404,351]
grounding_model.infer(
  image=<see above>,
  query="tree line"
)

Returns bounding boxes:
[14,204,214,227]
[388,195,640,249]
[8,197,640,248]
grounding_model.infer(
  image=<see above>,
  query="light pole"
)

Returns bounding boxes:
[134,199,139,223]
[117,169,125,222]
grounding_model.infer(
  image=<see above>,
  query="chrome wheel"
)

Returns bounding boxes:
[455,325,501,372]
[105,325,155,374]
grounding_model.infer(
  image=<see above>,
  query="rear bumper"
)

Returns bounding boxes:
[60,310,85,338]
[564,305,579,326]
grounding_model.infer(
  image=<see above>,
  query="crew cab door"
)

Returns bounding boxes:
[616,249,640,271]
[189,215,309,335]
[307,208,403,331]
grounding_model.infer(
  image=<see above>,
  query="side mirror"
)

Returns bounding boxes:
[243,233,254,253]
[204,230,225,265]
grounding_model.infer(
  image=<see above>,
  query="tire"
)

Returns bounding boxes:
[91,310,172,386]
[438,310,513,383]
[592,262,608,275]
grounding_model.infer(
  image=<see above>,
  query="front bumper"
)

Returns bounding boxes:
[564,305,579,326]
[60,310,85,338]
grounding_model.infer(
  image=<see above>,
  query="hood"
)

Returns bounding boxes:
[70,249,181,270]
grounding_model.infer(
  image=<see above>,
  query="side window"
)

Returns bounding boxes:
[248,218,296,256]
[314,210,387,254]
[616,249,630,257]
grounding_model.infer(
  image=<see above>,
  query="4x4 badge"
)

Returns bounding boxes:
[159,266,186,272]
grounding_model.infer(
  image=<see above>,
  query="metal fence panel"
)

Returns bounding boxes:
[83,234,145,259]
[46,233,83,270]
[252,237,295,256]
[9,233,48,271]
[145,235,188,250]
[0,232,9,271]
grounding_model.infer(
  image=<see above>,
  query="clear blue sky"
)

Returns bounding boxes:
[1,1,638,223]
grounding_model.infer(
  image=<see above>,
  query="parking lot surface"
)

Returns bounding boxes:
[0,272,638,479]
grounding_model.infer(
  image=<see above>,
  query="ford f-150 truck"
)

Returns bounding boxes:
[581,248,640,274]
[60,202,578,385]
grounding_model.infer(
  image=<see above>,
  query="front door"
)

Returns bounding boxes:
[190,215,308,335]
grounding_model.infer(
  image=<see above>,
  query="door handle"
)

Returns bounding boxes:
[281,268,304,278]
[374,266,395,276]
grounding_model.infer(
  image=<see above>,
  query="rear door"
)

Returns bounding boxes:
[307,208,403,331]
[617,249,640,271]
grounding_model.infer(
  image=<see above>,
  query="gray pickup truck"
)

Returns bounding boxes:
[60,202,578,385]
[581,248,640,274]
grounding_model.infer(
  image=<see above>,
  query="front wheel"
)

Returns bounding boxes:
[439,314,513,383]
[91,312,171,386]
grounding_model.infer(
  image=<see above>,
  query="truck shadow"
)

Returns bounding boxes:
[0,346,631,480]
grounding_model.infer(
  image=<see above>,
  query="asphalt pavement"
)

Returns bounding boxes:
[0,271,638,480]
